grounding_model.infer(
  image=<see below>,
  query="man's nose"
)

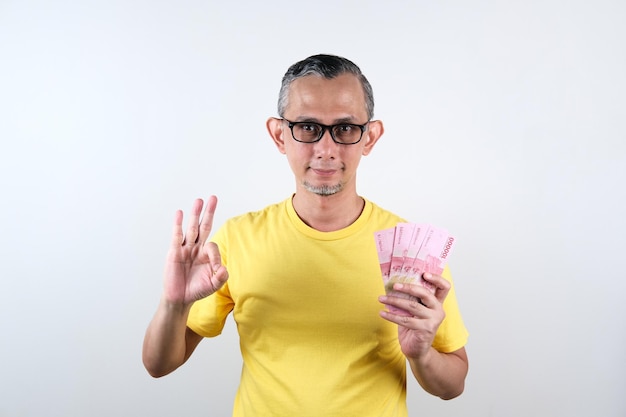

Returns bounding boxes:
[313,129,338,157]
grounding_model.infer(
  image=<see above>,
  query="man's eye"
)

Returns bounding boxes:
[337,124,353,132]
[300,123,318,132]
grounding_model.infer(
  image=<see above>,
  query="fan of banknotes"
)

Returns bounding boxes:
[374,223,456,311]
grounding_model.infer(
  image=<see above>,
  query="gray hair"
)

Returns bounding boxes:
[277,54,374,120]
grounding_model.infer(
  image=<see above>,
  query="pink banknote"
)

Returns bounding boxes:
[389,223,415,282]
[373,227,396,281]
[374,223,456,316]
[401,223,429,282]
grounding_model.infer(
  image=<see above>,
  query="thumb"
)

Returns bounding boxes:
[204,241,223,272]
[204,241,229,290]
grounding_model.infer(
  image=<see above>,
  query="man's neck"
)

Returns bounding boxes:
[291,191,365,232]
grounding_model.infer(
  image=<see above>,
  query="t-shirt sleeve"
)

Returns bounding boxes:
[431,266,469,353]
[187,283,234,337]
[186,226,235,337]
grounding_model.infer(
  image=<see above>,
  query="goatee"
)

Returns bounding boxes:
[303,181,344,196]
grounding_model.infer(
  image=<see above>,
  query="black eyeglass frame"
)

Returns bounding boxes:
[281,119,369,145]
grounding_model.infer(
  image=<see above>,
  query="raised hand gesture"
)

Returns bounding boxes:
[162,196,229,306]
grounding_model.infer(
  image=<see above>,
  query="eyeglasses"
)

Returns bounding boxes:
[282,119,369,145]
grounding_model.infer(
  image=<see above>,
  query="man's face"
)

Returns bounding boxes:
[270,73,382,197]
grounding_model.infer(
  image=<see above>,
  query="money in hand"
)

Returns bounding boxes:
[374,223,455,315]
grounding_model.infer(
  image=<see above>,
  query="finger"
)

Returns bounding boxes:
[204,241,229,290]
[183,198,204,245]
[170,209,184,247]
[422,273,451,304]
[380,289,427,316]
[199,195,218,243]
[204,241,222,272]
[379,305,435,331]
[379,309,417,327]
[388,283,431,304]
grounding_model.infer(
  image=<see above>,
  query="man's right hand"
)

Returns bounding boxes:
[163,195,229,306]
[142,196,228,378]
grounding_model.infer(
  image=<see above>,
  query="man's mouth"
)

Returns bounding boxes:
[311,168,337,176]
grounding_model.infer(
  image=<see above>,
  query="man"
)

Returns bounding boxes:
[142,54,469,416]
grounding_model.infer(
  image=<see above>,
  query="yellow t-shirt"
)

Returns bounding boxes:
[187,197,468,417]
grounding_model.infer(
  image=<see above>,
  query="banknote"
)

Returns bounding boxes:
[400,223,429,284]
[375,223,456,315]
[374,227,396,281]
[389,223,415,282]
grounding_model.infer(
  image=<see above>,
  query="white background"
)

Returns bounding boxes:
[1,1,625,416]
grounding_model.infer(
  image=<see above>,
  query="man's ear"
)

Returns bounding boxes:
[266,117,286,154]
[361,120,384,156]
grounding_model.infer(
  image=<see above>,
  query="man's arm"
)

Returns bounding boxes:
[142,196,228,377]
[142,301,203,377]
[407,346,468,399]
[379,273,468,399]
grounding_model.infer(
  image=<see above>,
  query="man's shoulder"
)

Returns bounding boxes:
[364,198,407,224]
[223,198,290,227]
